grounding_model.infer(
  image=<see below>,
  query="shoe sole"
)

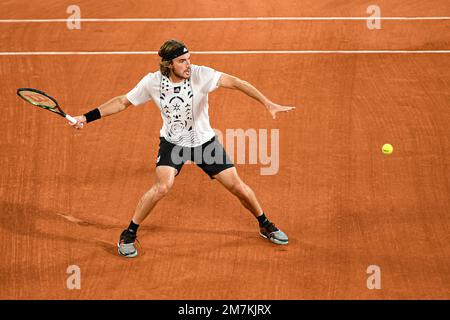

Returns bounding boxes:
[259,231,289,245]
[117,243,138,258]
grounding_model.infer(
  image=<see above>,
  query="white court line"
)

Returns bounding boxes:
[0,17,450,23]
[1,51,449,56]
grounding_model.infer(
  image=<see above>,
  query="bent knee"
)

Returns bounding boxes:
[154,181,173,197]
[230,181,250,198]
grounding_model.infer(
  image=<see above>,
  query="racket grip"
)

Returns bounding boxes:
[65,114,78,124]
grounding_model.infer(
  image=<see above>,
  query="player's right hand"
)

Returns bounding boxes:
[69,115,87,129]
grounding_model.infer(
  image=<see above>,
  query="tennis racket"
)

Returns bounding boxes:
[17,88,78,124]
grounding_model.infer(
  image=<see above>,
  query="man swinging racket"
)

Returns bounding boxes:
[70,39,295,258]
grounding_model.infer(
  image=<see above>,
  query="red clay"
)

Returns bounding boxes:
[0,0,449,299]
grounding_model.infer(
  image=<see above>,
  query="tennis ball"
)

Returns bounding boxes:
[382,143,393,155]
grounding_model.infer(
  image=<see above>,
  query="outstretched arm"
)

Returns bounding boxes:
[217,73,295,119]
[69,95,132,129]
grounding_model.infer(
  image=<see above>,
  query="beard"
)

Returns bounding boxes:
[172,67,191,79]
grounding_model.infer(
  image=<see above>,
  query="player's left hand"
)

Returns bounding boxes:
[266,102,296,119]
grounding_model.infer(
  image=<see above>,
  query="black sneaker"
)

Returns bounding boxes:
[117,229,138,258]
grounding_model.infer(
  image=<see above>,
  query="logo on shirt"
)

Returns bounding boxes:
[160,77,196,145]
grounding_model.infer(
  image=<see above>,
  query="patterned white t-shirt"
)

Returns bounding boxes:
[126,65,222,147]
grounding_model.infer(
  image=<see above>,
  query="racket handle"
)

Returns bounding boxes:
[65,114,78,124]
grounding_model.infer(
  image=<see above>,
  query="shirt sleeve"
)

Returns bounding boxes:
[196,65,222,93]
[126,74,153,106]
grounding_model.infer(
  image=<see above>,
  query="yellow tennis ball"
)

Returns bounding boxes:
[382,143,393,154]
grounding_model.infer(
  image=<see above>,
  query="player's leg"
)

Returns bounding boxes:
[117,166,177,258]
[213,167,262,217]
[213,168,288,245]
[118,137,183,258]
[196,136,288,245]
[132,165,177,224]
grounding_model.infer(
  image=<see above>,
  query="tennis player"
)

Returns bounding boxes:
[70,40,295,258]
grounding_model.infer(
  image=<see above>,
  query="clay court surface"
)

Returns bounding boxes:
[1,0,449,299]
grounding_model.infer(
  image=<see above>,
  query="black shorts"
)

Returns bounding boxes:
[156,136,235,178]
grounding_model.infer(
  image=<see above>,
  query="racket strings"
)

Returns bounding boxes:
[19,91,57,109]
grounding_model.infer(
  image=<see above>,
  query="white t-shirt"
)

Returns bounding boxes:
[126,65,222,147]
